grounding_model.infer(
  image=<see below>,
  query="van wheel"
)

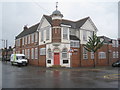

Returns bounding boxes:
[11,62,14,66]
[18,63,21,67]
[25,63,28,66]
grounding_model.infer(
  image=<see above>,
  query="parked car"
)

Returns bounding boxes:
[10,54,28,67]
[112,60,120,67]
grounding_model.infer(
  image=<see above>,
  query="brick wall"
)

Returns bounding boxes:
[38,44,46,67]
[71,47,81,67]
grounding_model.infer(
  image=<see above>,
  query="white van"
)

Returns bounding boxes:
[10,54,28,66]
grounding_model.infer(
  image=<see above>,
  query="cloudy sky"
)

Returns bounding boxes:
[0,0,119,48]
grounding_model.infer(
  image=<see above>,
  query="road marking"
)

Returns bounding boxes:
[103,74,120,79]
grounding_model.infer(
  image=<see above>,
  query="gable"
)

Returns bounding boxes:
[39,16,51,29]
[81,18,98,31]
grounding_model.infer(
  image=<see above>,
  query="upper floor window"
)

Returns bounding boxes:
[83,47,88,59]
[16,39,20,46]
[90,31,93,37]
[22,37,24,45]
[28,35,30,44]
[46,29,50,40]
[99,52,106,59]
[25,36,27,45]
[63,27,68,40]
[41,31,44,41]
[116,41,118,47]
[35,33,38,42]
[31,34,34,43]
[112,40,116,47]
[62,48,67,58]
[83,30,87,41]
[70,41,79,48]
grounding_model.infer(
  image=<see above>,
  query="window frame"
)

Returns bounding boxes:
[83,47,88,60]
[99,52,106,59]
[62,48,68,58]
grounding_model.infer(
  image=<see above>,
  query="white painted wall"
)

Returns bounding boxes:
[52,16,62,20]
[38,16,51,45]
[69,28,76,36]
[38,16,51,29]
[81,19,97,31]
[46,43,70,67]
[39,27,51,45]
[79,19,97,44]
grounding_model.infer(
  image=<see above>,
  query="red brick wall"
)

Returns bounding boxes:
[52,28,61,42]
[38,44,46,67]
[71,48,81,67]
[52,19,61,43]
[80,45,94,67]
[52,19,61,26]
[79,44,119,67]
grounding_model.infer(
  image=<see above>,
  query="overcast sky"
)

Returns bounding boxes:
[0,0,119,48]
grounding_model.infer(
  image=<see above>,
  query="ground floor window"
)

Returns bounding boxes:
[112,52,116,58]
[22,50,24,54]
[63,60,69,64]
[47,60,51,64]
[91,52,94,59]
[40,48,46,55]
[99,52,106,59]
[35,48,38,59]
[83,47,88,59]
[31,48,34,59]
[116,51,119,58]
[27,49,30,59]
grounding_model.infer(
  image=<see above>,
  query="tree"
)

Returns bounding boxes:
[84,32,104,67]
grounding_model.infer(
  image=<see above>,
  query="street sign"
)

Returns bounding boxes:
[68,49,74,53]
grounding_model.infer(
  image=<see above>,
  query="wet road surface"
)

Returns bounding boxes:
[2,62,120,88]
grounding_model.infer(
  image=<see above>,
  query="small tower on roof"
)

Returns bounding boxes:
[51,2,63,20]
[51,2,62,42]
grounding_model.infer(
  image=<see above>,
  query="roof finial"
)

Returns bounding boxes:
[56,2,58,10]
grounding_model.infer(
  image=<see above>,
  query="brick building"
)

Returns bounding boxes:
[15,7,119,67]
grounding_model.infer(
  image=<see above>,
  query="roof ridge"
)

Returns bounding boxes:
[62,19,75,22]
[28,22,40,29]
[75,16,89,22]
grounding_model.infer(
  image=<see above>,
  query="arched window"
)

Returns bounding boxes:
[48,49,52,58]
[62,48,67,58]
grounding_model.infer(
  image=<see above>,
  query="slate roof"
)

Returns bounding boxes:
[44,15,89,29]
[16,23,39,39]
[98,36,112,43]
[70,35,80,40]
[16,15,89,39]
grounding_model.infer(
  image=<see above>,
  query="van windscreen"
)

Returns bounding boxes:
[17,56,25,60]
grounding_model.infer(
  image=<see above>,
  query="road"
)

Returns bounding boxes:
[2,61,120,88]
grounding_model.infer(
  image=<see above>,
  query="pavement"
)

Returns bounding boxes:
[2,61,120,88]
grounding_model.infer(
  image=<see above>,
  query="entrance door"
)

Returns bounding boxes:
[54,53,60,65]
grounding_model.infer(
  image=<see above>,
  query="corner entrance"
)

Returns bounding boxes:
[54,53,60,65]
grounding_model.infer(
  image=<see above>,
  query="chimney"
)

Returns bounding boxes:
[23,25,28,30]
